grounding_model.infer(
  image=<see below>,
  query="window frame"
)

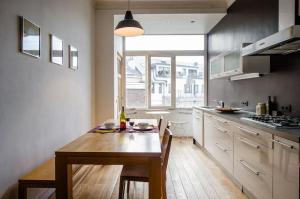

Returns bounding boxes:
[123,35,208,110]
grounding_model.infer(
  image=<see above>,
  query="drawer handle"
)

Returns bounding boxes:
[216,118,228,124]
[273,139,294,149]
[237,126,259,136]
[239,160,260,176]
[215,143,227,152]
[217,127,228,134]
[239,138,260,149]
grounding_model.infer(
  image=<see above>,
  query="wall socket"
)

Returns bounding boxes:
[281,105,292,112]
[241,101,249,106]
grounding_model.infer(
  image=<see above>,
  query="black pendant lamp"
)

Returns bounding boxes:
[114,0,144,37]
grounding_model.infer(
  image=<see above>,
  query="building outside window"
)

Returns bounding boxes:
[124,35,206,109]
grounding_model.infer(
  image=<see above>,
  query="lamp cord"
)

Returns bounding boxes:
[127,0,130,10]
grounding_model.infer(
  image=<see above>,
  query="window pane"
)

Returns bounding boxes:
[125,56,146,109]
[151,57,172,107]
[126,35,204,51]
[176,56,204,108]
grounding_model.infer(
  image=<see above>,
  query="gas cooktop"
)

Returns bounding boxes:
[241,115,300,129]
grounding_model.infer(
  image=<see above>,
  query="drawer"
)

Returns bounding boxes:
[204,118,233,174]
[234,158,272,199]
[214,125,233,150]
[234,134,273,176]
[213,141,233,175]
[193,108,203,116]
[232,123,272,148]
[212,115,232,131]
[204,114,233,149]
[206,139,234,175]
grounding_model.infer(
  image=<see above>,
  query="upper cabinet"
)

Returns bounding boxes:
[210,55,224,79]
[209,50,270,80]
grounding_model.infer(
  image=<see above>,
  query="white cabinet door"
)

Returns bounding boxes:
[193,109,203,146]
[273,136,299,199]
[204,113,234,175]
[232,123,273,199]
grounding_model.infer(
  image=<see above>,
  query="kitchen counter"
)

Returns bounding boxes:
[194,106,300,143]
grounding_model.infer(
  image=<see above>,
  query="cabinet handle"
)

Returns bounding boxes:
[217,127,228,134]
[239,160,260,176]
[237,126,259,136]
[215,143,227,152]
[239,137,260,149]
[273,139,294,149]
[195,116,202,119]
[216,118,228,124]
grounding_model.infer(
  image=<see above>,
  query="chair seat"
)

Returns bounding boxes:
[120,165,149,181]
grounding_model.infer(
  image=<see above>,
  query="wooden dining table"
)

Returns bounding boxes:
[55,120,162,199]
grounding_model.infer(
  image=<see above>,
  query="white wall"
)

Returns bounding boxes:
[95,10,123,123]
[0,0,95,197]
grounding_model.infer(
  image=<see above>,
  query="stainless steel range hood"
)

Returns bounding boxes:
[242,0,300,56]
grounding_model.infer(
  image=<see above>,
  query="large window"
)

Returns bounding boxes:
[125,56,146,109]
[124,35,206,109]
[176,56,204,108]
[150,57,172,107]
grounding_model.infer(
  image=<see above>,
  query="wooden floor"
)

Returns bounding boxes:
[52,138,248,199]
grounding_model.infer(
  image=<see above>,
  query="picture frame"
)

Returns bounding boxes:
[50,34,63,65]
[69,45,78,70]
[20,16,41,58]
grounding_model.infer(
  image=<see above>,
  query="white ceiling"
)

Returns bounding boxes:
[114,13,226,34]
[96,0,236,12]
[97,0,229,2]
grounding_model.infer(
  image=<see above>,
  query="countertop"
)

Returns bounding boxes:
[194,106,300,143]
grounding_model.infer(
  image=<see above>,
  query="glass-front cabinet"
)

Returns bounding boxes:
[224,51,242,75]
[209,54,224,79]
[209,51,242,79]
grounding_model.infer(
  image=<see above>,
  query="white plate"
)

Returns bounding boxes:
[132,126,154,131]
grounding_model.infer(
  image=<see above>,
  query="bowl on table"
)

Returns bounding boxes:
[137,122,149,129]
[104,122,115,129]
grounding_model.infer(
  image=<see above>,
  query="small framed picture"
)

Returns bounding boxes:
[50,34,63,65]
[20,16,41,58]
[69,45,78,70]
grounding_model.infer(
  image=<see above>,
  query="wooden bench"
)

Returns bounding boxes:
[18,159,55,199]
[18,158,84,199]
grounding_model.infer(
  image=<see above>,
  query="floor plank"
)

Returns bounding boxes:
[50,138,247,199]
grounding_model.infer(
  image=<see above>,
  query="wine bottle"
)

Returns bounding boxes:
[119,106,126,131]
[266,96,272,115]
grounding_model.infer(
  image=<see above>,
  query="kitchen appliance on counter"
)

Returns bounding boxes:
[241,115,300,129]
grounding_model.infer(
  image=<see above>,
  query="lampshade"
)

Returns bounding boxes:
[114,11,144,37]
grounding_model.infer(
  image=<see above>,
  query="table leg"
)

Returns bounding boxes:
[55,156,73,199]
[149,157,162,199]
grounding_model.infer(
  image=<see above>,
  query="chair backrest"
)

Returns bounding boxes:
[158,116,163,131]
[161,128,173,173]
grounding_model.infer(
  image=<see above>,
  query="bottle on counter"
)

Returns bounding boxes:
[266,96,273,115]
[256,103,266,116]
[119,106,126,131]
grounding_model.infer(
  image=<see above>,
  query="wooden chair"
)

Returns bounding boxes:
[118,128,173,199]
[158,116,163,131]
